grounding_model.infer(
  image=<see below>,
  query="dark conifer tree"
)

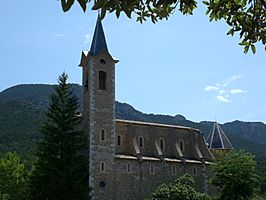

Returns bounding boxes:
[30,73,89,200]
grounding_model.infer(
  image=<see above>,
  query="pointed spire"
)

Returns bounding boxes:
[206,122,234,150]
[89,15,108,56]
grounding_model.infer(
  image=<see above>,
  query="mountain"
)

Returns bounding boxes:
[1,84,266,157]
[1,84,265,193]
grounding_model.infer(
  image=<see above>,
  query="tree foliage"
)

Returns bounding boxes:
[148,174,212,200]
[210,150,260,200]
[0,152,29,200]
[29,73,89,200]
[60,0,265,54]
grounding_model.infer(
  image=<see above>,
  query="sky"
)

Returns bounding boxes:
[0,1,266,123]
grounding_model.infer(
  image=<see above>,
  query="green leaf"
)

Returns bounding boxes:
[115,8,121,18]
[251,44,256,54]
[100,7,107,19]
[92,0,106,10]
[227,29,234,36]
[61,0,75,12]
[241,0,247,7]
[202,1,210,5]
[239,41,247,46]
[244,44,249,54]
[77,0,87,12]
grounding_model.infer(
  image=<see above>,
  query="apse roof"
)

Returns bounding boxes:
[206,122,234,149]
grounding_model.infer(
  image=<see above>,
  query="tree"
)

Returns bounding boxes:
[59,0,265,54]
[148,174,212,200]
[210,150,260,200]
[29,73,89,200]
[0,152,29,200]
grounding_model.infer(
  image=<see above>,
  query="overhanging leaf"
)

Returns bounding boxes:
[251,44,256,54]
[92,0,106,10]
[77,0,88,12]
[61,0,75,12]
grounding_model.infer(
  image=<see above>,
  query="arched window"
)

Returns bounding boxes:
[100,129,106,142]
[127,163,132,173]
[159,137,165,150]
[99,71,107,90]
[100,59,106,65]
[172,166,176,175]
[100,161,106,172]
[150,164,155,174]
[179,140,184,152]
[117,135,122,147]
[138,136,144,148]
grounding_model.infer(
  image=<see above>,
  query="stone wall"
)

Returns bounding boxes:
[113,157,212,200]
[81,50,117,200]
[112,120,214,199]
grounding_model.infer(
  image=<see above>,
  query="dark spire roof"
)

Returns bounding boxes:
[206,122,234,150]
[89,16,108,56]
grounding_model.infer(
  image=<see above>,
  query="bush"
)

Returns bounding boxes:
[148,174,212,200]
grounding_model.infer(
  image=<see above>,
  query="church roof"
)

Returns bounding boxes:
[115,119,200,132]
[89,16,108,56]
[206,122,234,149]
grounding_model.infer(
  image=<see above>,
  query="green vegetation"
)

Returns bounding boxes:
[0,101,45,159]
[210,150,260,200]
[29,74,89,199]
[0,152,29,200]
[148,174,212,200]
[60,0,265,54]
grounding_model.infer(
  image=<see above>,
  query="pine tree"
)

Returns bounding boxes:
[30,73,89,200]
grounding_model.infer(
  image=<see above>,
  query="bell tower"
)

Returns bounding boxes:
[79,16,118,200]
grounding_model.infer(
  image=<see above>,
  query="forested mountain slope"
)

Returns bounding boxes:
[1,84,266,159]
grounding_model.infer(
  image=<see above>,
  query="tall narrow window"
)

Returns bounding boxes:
[85,76,88,91]
[127,163,132,173]
[99,71,107,90]
[100,161,106,172]
[193,166,197,176]
[172,166,176,175]
[179,140,184,152]
[138,136,144,148]
[159,138,165,150]
[150,164,155,174]
[117,135,122,147]
[100,129,106,142]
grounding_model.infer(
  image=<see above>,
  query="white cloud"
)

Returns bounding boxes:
[222,74,243,87]
[218,90,226,95]
[54,33,65,37]
[83,33,91,46]
[204,85,219,91]
[204,74,246,103]
[230,89,246,94]
[216,95,230,103]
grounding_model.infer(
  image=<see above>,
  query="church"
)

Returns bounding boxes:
[78,16,224,200]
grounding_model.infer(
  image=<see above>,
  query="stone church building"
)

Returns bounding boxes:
[79,17,217,200]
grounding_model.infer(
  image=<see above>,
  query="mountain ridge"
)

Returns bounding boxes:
[1,83,265,194]
[1,84,266,155]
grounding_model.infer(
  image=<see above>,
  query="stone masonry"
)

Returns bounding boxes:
[79,16,215,200]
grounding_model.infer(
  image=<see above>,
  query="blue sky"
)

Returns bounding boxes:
[0,1,266,123]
